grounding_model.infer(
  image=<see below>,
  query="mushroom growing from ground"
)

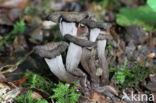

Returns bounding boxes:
[34,41,78,83]
[35,12,96,85]
[79,19,111,86]
[35,12,118,98]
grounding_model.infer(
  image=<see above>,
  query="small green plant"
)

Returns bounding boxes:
[23,72,54,93]
[51,81,81,103]
[109,61,152,89]
[0,19,26,49]
[116,5,156,31]
[109,60,134,83]
[15,90,48,103]
[107,42,113,49]
[125,62,151,88]
[12,19,25,34]
[52,34,63,42]
[0,35,10,49]
[147,0,156,12]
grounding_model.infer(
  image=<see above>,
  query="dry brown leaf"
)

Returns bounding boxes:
[137,57,145,62]
[0,64,18,74]
[116,50,123,57]
[0,82,21,103]
[0,0,31,10]
[147,52,156,59]
[90,92,109,103]
[32,91,43,99]
[110,27,119,41]
[13,75,27,86]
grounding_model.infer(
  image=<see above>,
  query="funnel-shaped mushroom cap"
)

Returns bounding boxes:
[47,12,95,23]
[80,19,112,42]
[33,41,68,59]
[64,34,96,47]
[80,19,112,30]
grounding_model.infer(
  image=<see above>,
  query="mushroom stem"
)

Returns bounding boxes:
[66,43,85,77]
[81,48,100,86]
[66,43,87,87]
[59,22,77,37]
[89,28,100,42]
[45,55,77,83]
[97,40,109,85]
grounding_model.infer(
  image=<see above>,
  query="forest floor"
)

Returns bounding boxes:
[0,0,155,103]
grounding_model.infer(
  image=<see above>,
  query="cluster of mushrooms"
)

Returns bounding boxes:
[34,12,117,98]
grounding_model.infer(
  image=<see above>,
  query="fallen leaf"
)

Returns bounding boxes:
[0,82,21,103]
[0,0,31,10]
[147,52,156,59]
[90,92,109,103]
[116,50,123,57]
[13,75,27,86]
[137,57,145,62]
[32,91,43,99]
[0,64,18,74]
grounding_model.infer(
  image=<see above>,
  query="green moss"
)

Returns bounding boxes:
[51,81,81,103]
[123,62,152,88]
[15,90,48,103]
[109,61,153,89]
[23,72,54,93]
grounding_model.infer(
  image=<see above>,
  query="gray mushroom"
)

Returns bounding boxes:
[34,42,78,83]
[34,41,68,59]
[97,40,109,85]
[57,14,87,85]
[35,12,93,84]
[35,11,117,98]
[64,34,96,47]
[47,12,95,23]
[79,19,112,42]
[77,18,110,85]
[80,19,112,30]
[55,11,111,85]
